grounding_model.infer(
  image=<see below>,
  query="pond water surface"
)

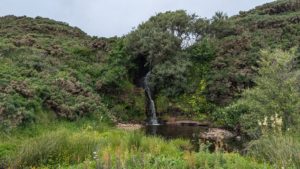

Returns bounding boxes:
[143,124,244,152]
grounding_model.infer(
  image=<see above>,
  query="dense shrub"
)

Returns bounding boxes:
[214,50,300,137]
[0,16,116,128]
[212,100,248,128]
[206,1,300,105]
[247,134,300,168]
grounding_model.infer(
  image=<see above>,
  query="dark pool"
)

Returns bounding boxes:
[143,124,244,152]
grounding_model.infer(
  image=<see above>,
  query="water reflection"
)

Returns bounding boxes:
[143,124,243,152]
[144,124,208,151]
[145,124,207,139]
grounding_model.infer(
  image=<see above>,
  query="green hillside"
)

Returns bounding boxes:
[1,0,300,128]
[206,0,300,105]
[0,15,118,128]
[1,0,300,127]
[1,0,300,168]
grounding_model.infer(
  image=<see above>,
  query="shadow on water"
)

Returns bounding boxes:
[143,124,244,152]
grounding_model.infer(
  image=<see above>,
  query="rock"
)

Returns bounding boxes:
[116,123,143,130]
[200,128,235,141]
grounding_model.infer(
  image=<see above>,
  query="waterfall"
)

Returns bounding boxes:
[144,72,159,125]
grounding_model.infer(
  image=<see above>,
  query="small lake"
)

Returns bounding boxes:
[143,124,244,152]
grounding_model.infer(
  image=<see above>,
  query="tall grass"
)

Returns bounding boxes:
[1,121,272,168]
[0,119,110,168]
[95,130,192,169]
[94,130,270,169]
[247,134,300,168]
[11,129,100,168]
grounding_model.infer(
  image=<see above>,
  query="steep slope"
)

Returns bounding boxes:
[206,0,300,105]
[1,0,300,128]
[0,16,117,128]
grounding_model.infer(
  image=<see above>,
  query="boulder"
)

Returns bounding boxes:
[200,128,235,141]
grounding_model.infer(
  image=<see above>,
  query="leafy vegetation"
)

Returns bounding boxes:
[3,0,299,125]
[206,0,300,105]
[247,134,300,168]
[1,0,300,168]
[215,49,300,137]
[125,10,195,97]
[0,16,116,128]
[0,120,271,168]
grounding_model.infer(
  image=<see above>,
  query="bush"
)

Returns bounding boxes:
[213,50,300,137]
[212,100,249,128]
[246,134,300,168]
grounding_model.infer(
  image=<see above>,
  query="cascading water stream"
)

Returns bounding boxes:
[144,72,159,125]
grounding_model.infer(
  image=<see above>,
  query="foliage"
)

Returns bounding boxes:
[212,100,248,128]
[214,50,300,136]
[12,130,100,168]
[96,38,132,92]
[0,119,111,168]
[179,80,215,119]
[247,134,300,168]
[0,16,117,128]
[188,37,217,63]
[92,130,269,169]
[241,50,300,135]
[0,120,271,168]
[173,37,217,118]
[206,1,300,105]
[1,2,300,168]
[155,94,169,113]
[3,0,300,125]
[150,57,192,97]
[125,10,202,98]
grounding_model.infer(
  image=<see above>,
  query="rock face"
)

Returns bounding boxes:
[200,128,235,141]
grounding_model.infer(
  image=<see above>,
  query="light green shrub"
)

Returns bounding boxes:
[247,134,300,168]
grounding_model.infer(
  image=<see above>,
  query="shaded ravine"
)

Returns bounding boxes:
[144,72,159,125]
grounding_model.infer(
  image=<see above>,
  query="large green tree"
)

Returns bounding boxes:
[125,10,207,97]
